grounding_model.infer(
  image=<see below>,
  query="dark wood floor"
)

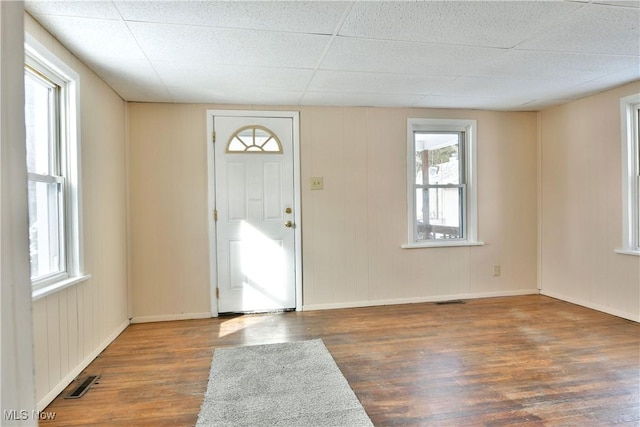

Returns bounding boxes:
[42,295,639,426]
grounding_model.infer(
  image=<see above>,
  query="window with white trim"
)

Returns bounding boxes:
[404,118,482,248]
[618,93,640,255]
[25,35,87,296]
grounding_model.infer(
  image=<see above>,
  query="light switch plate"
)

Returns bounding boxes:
[310,177,324,190]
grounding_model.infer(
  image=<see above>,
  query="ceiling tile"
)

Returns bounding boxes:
[433,77,585,100]
[166,86,302,105]
[308,70,454,95]
[518,98,580,110]
[516,3,640,55]
[153,62,314,92]
[468,50,639,82]
[321,37,506,76]
[300,91,424,108]
[129,22,329,68]
[339,1,582,48]
[115,1,350,35]
[415,95,538,111]
[126,22,218,63]
[30,14,147,61]
[110,83,172,103]
[211,28,330,68]
[94,58,162,88]
[25,1,121,19]
[24,1,640,110]
[570,66,640,96]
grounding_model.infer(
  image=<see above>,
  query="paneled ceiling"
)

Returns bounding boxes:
[24,1,640,111]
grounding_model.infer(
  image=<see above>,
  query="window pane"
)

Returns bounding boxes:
[226,126,283,153]
[415,133,461,185]
[636,107,640,248]
[25,70,55,175]
[229,137,247,152]
[416,187,463,240]
[636,108,640,172]
[262,139,280,152]
[254,128,270,147]
[236,128,253,145]
[28,180,65,280]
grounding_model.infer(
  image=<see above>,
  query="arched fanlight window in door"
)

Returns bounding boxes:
[226,125,283,153]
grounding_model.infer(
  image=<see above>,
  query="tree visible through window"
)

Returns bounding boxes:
[414,132,465,240]
[405,118,482,248]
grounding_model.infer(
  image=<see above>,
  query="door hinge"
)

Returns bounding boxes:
[213,209,218,221]
[212,131,216,144]
[216,287,219,298]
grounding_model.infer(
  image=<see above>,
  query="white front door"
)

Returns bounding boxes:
[211,113,298,313]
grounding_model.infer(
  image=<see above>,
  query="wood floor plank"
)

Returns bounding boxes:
[41,295,639,426]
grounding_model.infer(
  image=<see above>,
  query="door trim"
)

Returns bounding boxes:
[206,110,302,317]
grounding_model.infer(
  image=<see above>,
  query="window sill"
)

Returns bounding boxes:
[402,241,485,249]
[614,248,640,257]
[32,274,91,301]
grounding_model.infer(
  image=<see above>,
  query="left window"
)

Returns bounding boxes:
[25,35,86,297]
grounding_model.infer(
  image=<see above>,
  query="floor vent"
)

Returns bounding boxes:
[65,375,100,399]
[434,300,465,305]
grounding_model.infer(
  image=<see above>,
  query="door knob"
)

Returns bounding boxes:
[285,221,293,228]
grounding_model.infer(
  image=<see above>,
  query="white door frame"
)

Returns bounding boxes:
[206,110,302,317]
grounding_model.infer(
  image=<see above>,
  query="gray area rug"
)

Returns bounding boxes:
[196,339,373,426]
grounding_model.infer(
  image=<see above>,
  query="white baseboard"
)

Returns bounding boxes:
[303,289,540,311]
[37,319,129,411]
[540,290,639,322]
[129,312,212,324]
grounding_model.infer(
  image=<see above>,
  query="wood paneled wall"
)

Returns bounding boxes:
[127,104,212,321]
[300,107,539,308]
[127,104,539,317]
[25,14,129,410]
[539,81,640,321]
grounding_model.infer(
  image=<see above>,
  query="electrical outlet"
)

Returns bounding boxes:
[310,177,324,190]
[493,265,501,276]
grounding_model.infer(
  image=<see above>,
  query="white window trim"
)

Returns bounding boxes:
[616,93,640,256]
[403,118,484,249]
[25,33,90,298]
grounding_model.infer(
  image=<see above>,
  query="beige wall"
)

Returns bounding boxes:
[128,103,539,317]
[301,107,539,307]
[539,81,640,321]
[26,14,129,409]
[128,104,211,320]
